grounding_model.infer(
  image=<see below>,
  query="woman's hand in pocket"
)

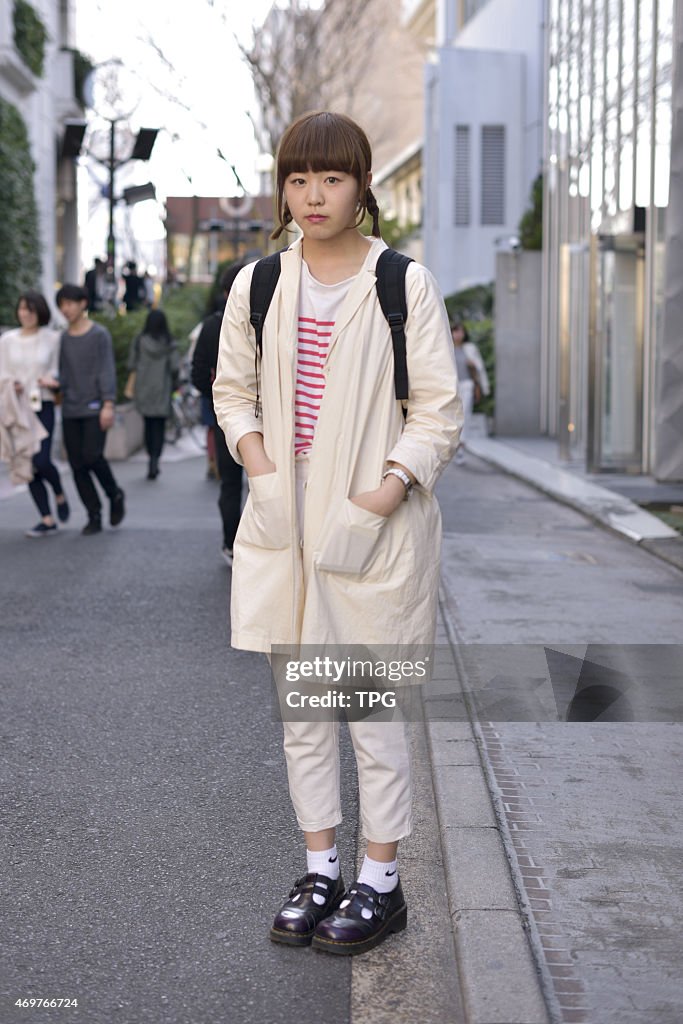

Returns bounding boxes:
[249,459,276,478]
[351,475,405,518]
[238,431,276,477]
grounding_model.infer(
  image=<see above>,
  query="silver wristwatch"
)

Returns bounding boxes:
[382,467,413,498]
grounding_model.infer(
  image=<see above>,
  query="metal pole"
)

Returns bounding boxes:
[107,118,116,272]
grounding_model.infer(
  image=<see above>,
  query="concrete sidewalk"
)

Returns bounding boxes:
[464,427,683,572]
[431,447,683,1024]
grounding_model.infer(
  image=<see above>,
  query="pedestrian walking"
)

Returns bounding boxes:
[191,264,245,564]
[127,309,179,480]
[0,290,70,536]
[122,261,144,312]
[450,317,489,464]
[56,284,125,535]
[213,111,462,956]
[84,258,106,312]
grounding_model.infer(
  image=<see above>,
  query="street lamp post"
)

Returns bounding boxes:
[108,118,116,270]
[82,60,159,275]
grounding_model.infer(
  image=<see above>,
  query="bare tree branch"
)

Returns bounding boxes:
[238,0,383,156]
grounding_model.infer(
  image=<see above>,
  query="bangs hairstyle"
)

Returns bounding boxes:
[272,111,381,240]
[16,290,50,326]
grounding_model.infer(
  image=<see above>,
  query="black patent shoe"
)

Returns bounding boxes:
[311,879,407,956]
[270,873,345,947]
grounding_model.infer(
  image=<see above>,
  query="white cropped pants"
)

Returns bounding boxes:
[270,454,413,844]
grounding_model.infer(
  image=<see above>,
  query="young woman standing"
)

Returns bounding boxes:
[0,290,69,536]
[213,111,462,956]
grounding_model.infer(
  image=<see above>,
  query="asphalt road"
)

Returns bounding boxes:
[0,453,463,1024]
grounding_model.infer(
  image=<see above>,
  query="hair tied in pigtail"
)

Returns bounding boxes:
[366,187,381,239]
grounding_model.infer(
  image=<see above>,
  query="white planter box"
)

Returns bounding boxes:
[104,403,144,461]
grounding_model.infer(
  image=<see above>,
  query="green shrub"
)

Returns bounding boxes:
[13,0,47,78]
[444,282,495,418]
[361,212,417,249]
[71,48,95,108]
[162,283,210,351]
[91,309,147,404]
[91,283,209,402]
[465,318,495,418]
[0,99,41,326]
[518,173,543,250]
[444,282,494,322]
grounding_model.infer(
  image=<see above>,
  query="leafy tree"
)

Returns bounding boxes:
[0,99,41,325]
[13,0,47,78]
[518,173,543,250]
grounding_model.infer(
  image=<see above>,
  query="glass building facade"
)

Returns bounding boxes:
[543,0,675,473]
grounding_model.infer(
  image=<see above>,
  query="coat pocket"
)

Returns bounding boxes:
[236,471,291,550]
[316,498,389,576]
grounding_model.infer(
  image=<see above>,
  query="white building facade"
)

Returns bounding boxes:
[0,0,83,302]
[423,0,545,295]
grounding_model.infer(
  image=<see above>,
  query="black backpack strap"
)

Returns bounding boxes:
[375,248,414,409]
[249,251,283,417]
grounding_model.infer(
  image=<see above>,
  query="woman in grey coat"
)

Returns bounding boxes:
[128,310,179,479]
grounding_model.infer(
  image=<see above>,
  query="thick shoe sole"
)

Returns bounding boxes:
[269,890,346,948]
[269,925,316,947]
[311,903,407,957]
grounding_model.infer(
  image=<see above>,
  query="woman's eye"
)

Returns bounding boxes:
[326,176,341,184]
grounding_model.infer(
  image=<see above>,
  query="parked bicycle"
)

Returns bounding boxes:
[165,360,205,448]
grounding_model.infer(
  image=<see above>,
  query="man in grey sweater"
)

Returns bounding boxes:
[57,284,125,535]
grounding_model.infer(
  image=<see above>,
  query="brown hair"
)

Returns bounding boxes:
[272,110,381,240]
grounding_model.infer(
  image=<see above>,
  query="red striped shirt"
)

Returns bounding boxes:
[294,262,354,455]
[295,316,332,454]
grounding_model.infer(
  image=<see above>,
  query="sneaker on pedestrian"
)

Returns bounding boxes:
[56,496,70,523]
[81,518,102,536]
[25,522,58,538]
[454,447,466,465]
[110,489,125,527]
[221,546,233,567]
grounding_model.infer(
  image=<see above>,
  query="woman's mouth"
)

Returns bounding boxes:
[306,215,327,223]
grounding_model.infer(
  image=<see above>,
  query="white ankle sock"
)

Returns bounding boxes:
[356,854,398,894]
[304,845,340,904]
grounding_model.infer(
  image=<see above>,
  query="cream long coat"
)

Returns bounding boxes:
[213,237,463,653]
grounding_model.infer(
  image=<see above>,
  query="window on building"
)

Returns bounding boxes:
[454,125,471,226]
[481,125,506,225]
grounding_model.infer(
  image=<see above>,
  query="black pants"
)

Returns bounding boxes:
[214,424,244,549]
[62,416,120,520]
[144,417,166,460]
[29,402,64,518]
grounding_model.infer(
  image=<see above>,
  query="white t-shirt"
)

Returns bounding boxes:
[294,260,354,455]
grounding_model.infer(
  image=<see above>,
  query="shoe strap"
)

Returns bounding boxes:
[339,882,392,920]
[288,872,333,900]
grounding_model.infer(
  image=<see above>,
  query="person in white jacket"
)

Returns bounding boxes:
[213,111,462,956]
[0,290,70,536]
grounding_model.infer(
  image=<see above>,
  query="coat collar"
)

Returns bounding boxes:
[280,236,388,362]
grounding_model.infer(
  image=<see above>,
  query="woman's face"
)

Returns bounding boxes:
[283,169,366,241]
[451,325,465,346]
[17,300,39,331]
